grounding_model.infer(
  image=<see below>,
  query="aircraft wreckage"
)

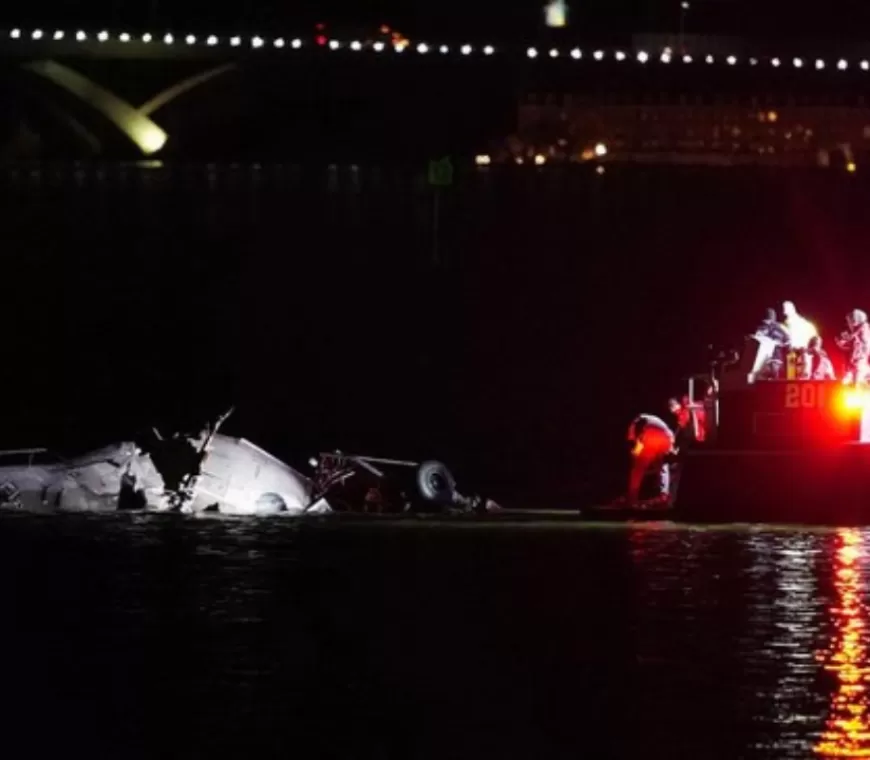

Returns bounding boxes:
[0,410,496,518]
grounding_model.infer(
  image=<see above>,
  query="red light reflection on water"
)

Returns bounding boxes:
[815,529,870,757]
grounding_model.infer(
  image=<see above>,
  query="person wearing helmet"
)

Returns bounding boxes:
[836,309,870,384]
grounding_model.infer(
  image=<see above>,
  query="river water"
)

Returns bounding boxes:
[1,512,865,759]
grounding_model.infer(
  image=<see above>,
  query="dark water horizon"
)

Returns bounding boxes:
[2,510,866,759]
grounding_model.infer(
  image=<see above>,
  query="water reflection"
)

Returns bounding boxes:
[816,529,870,758]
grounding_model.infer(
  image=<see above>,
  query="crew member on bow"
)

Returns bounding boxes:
[782,300,818,349]
[755,307,790,344]
[801,335,836,381]
[624,413,675,506]
[836,309,870,384]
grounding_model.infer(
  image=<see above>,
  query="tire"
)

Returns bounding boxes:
[255,492,287,515]
[415,460,457,506]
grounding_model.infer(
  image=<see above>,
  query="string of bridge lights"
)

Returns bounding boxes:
[6,27,870,71]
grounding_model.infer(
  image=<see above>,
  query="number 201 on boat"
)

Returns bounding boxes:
[784,382,828,409]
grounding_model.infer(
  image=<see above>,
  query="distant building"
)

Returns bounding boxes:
[506,92,870,168]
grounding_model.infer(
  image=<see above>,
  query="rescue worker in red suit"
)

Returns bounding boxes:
[624,414,675,505]
[836,309,870,384]
[668,396,706,448]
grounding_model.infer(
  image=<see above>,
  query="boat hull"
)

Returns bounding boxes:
[674,444,870,525]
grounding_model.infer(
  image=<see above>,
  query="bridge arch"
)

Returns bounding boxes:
[21,60,168,155]
[138,63,237,117]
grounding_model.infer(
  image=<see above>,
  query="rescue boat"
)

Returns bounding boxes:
[673,334,870,524]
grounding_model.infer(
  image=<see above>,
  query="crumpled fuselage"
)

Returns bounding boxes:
[0,434,330,517]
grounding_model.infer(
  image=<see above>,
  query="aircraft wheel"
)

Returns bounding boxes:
[415,460,457,506]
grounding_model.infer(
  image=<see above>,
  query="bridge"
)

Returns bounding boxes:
[4,26,870,162]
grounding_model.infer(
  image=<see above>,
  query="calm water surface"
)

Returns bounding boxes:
[0,513,864,759]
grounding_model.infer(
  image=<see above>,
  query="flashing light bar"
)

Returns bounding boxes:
[5,28,870,72]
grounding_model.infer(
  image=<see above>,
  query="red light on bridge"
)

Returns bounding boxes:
[316,35,327,46]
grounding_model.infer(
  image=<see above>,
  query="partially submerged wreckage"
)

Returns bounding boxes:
[0,410,492,518]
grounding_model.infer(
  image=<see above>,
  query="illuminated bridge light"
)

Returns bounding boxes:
[549,48,558,58]
[862,60,870,70]
[483,45,494,55]
[76,30,86,41]
[206,35,218,45]
[527,47,537,58]
[53,30,64,40]
[682,54,692,63]
[273,38,284,48]
[373,41,385,51]
[461,44,472,54]
[97,30,108,42]
[291,38,301,48]
[772,57,781,66]
[185,34,196,45]
[614,50,625,61]
[119,32,130,42]
[660,52,672,63]
[417,42,428,53]
[251,36,264,48]
[838,59,848,70]
[570,48,582,59]
[749,57,758,65]
[793,57,803,67]
[328,39,340,50]
[726,55,737,65]
[816,58,825,69]
[163,33,174,44]
[32,29,43,40]
[637,50,649,63]
[142,33,151,42]
[593,49,604,60]
[229,36,240,46]
[440,44,449,53]
[10,29,20,39]
[705,54,714,63]
[350,40,361,50]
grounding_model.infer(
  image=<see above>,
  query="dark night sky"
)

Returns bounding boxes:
[4,1,870,43]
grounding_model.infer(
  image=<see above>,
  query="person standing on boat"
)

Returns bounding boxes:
[782,301,818,349]
[668,396,705,449]
[801,336,836,381]
[624,414,675,506]
[836,309,870,384]
[756,308,789,344]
